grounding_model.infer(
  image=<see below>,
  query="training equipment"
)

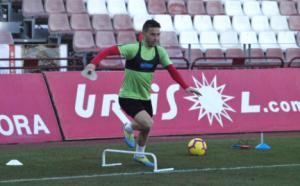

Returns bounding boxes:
[102,149,174,173]
[188,138,207,156]
[6,159,23,166]
[256,132,271,150]
[81,64,98,81]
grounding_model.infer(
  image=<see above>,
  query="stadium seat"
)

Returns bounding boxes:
[288,16,300,31]
[0,31,14,44]
[206,1,225,15]
[173,15,194,33]
[247,48,266,63]
[22,0,46,17]
[239,31,260,49]
[107,0,127,16]
[160,31,180,48]
[113,14,134,32]
[251,15,271,32]
[117,31,137,44]
[92,14,113,31]
[205,49,226,63]
[73,31,96,52]
[87,0,108,15]
[286,48,300,64]
[224,1,244,16]
[179,31,200,49]
[265,48,284,64]
[154,15,175,31]
[184,48,204,65]
[279,1,298,16]
[95,31,116,50]
[45,0,65,14]
[167,0,187,15]
[243,1,262,17]
[213,15,232,33]
[225,48,245,64]
[70,13,92,31]
[187,0,205,15]
[194,15,213,32]
[259,31,279,51]
[261,1,280,16]
[66,0,86,14]
[232,16,252,33]
[166,48,187,69]
[277,31,299,51]
[127,0,148,17]
[133,14,153,31]
[270,16,289,32]
[199,31,222,51]
[48,13,72,34]
[219,31,241,50]
[148,0,167,14]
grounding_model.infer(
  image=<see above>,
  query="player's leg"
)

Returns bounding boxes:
[132,102,155,167]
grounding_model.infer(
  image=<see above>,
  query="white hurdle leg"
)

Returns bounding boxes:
[101,149,174,173]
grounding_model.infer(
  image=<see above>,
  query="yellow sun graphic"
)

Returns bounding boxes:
[184,74,236,127]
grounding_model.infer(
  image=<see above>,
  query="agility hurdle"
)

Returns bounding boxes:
[102,149,174,173]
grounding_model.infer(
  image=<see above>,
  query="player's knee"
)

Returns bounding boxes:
[141,119,153,131]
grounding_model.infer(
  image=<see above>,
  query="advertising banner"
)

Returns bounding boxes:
[0,74,62,144]
[46,68,300,140]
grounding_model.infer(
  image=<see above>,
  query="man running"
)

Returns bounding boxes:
[82,20,200,167]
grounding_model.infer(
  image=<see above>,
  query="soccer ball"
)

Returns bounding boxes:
[188,138,207,156]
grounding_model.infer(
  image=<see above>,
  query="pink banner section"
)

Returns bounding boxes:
[0,74,62,144]
[45,68,300,140]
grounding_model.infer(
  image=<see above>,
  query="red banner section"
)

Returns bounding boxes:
[45,68,300,140]
[0,74,62,144]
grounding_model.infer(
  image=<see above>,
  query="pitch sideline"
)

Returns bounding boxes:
[1,163,300,184]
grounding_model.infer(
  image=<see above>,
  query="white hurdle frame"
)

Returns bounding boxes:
[102,149,174,173]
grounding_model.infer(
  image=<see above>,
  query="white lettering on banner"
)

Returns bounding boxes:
[77,83,181,121]
[241,92,261,113]
[75,84,96,118]
[150,83,159,115]
[242,92,300,113]
[162,84,180,120]
[0,114,50,136]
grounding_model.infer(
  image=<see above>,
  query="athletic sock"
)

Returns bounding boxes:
[124,122,133,133]
[135,145,146,157]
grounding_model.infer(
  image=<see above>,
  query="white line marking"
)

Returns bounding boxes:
[1,163,300,184]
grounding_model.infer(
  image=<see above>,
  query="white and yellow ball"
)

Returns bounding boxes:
[188,138,207,156]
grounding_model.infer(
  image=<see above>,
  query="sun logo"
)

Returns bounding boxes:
[184,73,236,127]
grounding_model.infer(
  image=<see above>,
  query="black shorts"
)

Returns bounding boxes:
[118,97,153,118]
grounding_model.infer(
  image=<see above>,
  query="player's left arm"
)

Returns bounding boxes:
[158,47,201,96]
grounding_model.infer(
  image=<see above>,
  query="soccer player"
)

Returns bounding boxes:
[82,20,200,167]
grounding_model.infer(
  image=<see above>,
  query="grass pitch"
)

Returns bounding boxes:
[1,133,300,186]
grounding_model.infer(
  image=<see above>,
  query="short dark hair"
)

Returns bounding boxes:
[142,19,161,32]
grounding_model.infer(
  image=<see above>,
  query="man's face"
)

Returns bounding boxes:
[143,27,160,47]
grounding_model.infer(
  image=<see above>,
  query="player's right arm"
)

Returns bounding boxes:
[86,45,121,70]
